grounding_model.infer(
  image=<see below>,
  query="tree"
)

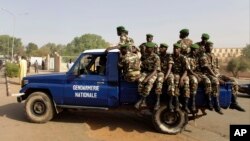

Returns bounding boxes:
[0,35,25,57]
[227,57,249,78]
[26,42,38,56]
[64,34,110,55]
[242,44,250,60]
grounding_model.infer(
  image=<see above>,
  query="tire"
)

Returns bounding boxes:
[152,105,188,134]
[25,92,55,123]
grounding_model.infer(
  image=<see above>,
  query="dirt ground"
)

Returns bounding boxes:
[0,70,249,141]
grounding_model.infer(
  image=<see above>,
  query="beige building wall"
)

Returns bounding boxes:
[212,48,243,63]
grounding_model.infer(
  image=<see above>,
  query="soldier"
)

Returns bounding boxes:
[135,42,161,109]
[172,43,190,113]
[212,44,245,112]
[155,43,175,111]
[177,28,193,56]
[196,33,210,56]
[200,41,223,114]
[142,34,158,54]
[106,26,134,52]
[118,44,141,82]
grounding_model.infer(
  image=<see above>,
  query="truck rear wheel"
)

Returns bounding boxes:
[25,92,55,123]
[152,105,187,134]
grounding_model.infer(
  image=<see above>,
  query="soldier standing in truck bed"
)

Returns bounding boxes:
[177,29,193,56]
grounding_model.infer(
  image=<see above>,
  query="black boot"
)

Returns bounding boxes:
[168,96,174,112]
[229,95,245,112]
[214,96,223,115]
[154,95,161,110]
[174,96,180,111]
[191,94,197,113]
[182,97,190,113]
[134,96,146,109]
[207,95,213,111]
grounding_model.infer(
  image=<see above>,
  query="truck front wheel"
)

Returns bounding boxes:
[152,105,187,134]
[25,92,55,123]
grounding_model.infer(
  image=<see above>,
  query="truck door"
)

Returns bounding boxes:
[64,54,110,107]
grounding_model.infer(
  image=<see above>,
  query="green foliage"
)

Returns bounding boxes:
[26,42,38,56]
[227,57,249,77]
[0,35,25,56]
[5,62,19,77]
[242,44,250,60]
[64,34,110,55]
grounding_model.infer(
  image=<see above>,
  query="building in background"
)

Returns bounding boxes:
[212,48,242,63]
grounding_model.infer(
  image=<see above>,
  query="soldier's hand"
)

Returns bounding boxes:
[179,79,184,87]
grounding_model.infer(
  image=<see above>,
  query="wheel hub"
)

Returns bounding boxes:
[32,101,46,115]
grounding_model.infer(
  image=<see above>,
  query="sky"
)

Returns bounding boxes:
[0,0,249,51]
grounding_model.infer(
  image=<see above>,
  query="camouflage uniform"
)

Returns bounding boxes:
[155,54,174,95]
[177,38,193,56]
[200,52,219,96]
[118,52,141,82]
[119,35,134,52]
[138,53,161,97]
[172,54,190,97]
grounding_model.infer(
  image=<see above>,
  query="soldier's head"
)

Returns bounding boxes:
[146,34,153,42]
[205,41,213,53]
[116,26,125,36]
[190,44,200,55]
[179,28,189,39]
[173,43,181,55]
[145,42,155,55]
[201,33,209,42]
[119,44,129,55]
[159,43,168,54]
[139,43,146,55]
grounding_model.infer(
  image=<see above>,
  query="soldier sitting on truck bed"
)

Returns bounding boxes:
[213,50,245,112]
[199,41,223,114]
[172,43,190,113]
[154,43,174,111]
[118,44,141,82]
[135,42,161,109]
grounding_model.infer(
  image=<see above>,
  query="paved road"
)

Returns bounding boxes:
[0,70,249,141]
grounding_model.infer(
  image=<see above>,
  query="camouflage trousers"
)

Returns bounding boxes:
[138,72,157,97]
[189,75,198,95]
[207,75,220,97]
[124,71,140,82]
[155,72,174,96]
[218,74,238,96]
[198,74,212,95]
[173,74,190,98]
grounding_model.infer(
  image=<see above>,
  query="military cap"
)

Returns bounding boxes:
[190,44,200,49]
[173,43,181,48]
[160,43,169,48]
[202,33,210,40]
[117,26,125,31]
[120,44,130,48]
[145,42,156,48]
[180,29,189,34]
[146,34,153,38]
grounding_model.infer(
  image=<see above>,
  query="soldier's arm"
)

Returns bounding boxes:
[164,63,173,80]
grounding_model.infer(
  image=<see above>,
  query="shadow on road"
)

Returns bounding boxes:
[0,103,28,122]
[53,110,155,133]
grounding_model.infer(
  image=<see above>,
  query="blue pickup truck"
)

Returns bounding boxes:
[17,49,232,134]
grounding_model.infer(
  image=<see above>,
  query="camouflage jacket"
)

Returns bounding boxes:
[187,54,201,73]
[177,38,193,55]
[199,52,217,74]
[159,53,174,74]
[141,53,161,72]
[172,54,189,74]
[118,52,140,74]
